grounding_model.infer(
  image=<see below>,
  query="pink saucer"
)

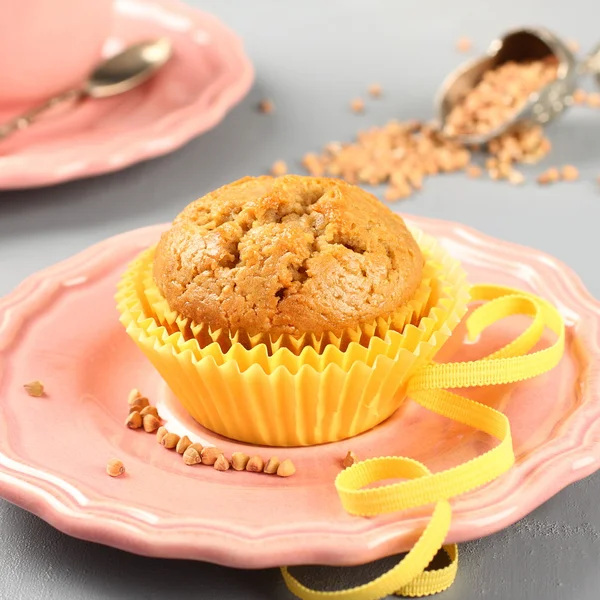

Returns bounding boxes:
[0,0,253,189]
[0,216,599,569]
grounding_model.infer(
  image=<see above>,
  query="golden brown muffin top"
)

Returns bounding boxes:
[153,175,423,336]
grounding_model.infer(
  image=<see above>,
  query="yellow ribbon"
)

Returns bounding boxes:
[281,284,565,599]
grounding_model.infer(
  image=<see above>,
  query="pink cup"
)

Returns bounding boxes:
[0,0,114,105]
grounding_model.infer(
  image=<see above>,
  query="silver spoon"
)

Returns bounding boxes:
[0,37,172,141]
[435,27,597,145]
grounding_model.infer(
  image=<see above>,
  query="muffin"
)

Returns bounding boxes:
[117,176,470,446]
[153,175,423,337]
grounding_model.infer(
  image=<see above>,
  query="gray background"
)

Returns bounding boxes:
[1,0,600,598]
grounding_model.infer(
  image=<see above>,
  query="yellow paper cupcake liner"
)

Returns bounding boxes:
[118,228,469,365]
[139,240,439,355]
[116,228,470,446]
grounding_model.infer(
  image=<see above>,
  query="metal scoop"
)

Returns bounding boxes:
[436,27,582,145]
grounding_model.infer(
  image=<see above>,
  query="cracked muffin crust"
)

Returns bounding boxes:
[153,175,423,336]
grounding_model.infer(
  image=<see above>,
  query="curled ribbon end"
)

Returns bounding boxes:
[282,283,566,600]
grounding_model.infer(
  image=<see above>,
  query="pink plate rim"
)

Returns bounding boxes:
[0,215,599,568]
[0,0,254,190]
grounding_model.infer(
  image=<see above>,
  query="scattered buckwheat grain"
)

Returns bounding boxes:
[350,98,365,113]
[125,411,142,429]
[573,89,587,105]
[142,414,161,433]
[561,165,579,181]
[161,432,180,449]
[508,170,525,185]
[587,93,600,108]
[106,458,125,477]
[264,457,281,474]
[176,435,192,454]
[466,165,482,178]
[271,160,288,176]
[277,459,296,478]
[183,446,202,466]
[343,451,358,469]
[537,167,560,185]
[231,452,250,471]
[456,37,472,52]
[368,83,382,98]
[201,447,224,466]
[246,456,264,473]
[140,406,159,419]
[214,454,230,471]
[156,426,167,444]
[23,381,44,397]
[258,99,274,114]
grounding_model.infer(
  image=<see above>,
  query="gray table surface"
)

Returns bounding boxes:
[2,1,600,598]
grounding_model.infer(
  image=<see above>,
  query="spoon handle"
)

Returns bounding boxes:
[0,88,84,141]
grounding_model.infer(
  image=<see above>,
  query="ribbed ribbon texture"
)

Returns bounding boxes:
[281,284,565,599]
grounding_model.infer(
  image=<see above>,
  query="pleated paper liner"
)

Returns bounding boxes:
[173,228,451,354]
[141,256,436,355]
[116,228,470,445]
[141,249,436,356]
[118,228,468,366]
[116,233,467,374]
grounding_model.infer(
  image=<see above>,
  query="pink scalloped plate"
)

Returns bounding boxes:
[0,216,599,569]
[0,0,253,189]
